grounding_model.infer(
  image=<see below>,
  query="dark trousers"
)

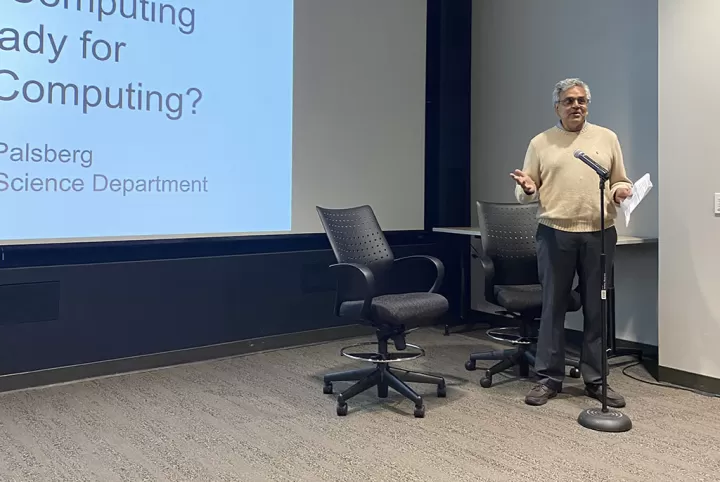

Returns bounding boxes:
[534,223,617,391]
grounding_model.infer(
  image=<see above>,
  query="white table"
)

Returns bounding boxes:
[432,226,657,358]
[433,226,657,246]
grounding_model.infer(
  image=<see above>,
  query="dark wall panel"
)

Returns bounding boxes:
[0,243,448,375]
[425,0,472,230]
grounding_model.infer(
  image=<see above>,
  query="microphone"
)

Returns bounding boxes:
[573,149,609,180]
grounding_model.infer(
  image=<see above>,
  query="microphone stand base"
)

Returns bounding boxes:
[578,407,632,433]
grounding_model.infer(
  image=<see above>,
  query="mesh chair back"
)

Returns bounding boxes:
[316,205,395,283]
[476,201,540,286]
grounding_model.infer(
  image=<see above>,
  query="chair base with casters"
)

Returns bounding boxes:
[323,326,446,418]
[464,321,580,388]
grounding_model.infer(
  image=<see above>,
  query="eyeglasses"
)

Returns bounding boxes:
[558,96,588,106]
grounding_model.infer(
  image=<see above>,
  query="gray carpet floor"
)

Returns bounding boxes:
[0,327,718,481]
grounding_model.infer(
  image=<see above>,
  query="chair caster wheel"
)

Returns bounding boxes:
[437,383,447,398]
[569,367,581,378]
[465,360,476,371]
[479,376,492,388]
[336,402,348,416]
[323,382,333,394]
[414,404,425,418]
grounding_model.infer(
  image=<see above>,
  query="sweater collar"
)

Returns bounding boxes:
[556,120,590,134]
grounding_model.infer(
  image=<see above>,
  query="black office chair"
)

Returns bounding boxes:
[317,205,448,418]
[465,201,581,388]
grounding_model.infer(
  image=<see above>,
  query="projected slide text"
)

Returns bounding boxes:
[0,0,294,241]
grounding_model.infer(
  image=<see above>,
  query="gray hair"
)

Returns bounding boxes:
[552,78,591,106]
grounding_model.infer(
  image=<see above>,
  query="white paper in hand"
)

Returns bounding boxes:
[619,173,653,227]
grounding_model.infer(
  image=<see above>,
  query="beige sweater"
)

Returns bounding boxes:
[515,122,632,232]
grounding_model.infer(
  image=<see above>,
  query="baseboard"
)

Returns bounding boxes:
[0,323,377,394]
[658,365,720,395]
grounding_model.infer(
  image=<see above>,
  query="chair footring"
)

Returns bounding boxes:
[486,326,537,345]
[323,365,446,417]
[340,341,425,363]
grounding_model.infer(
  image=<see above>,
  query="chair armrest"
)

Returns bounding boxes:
[475,252,496,303]
[329,262,376,319]
[393,255,445,293]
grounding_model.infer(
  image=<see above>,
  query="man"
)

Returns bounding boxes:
[510,78,633,407]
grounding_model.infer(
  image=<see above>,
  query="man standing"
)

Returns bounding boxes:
[510,78,632,407]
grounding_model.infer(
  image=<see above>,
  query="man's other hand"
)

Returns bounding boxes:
[510,169,537,195]
[614,187,632,203]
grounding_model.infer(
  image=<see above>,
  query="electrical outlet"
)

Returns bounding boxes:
[715,193,720,215]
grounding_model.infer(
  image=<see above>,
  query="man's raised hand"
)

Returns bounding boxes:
[510,169,536,195]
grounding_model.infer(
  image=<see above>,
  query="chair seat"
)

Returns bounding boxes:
[494,284,582,314]
[339,292,449,325]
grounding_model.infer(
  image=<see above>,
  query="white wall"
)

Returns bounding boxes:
[292,0,427,234]
[658,0,720,377]
[470,0,658,345]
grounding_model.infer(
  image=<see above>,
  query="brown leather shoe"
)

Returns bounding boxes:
[525,383,558,406]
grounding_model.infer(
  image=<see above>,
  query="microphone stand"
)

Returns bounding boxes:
[576,164,632,433]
